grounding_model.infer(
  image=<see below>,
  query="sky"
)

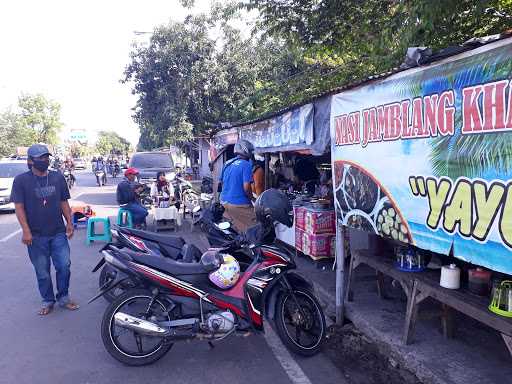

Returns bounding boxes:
[0,0,212,146]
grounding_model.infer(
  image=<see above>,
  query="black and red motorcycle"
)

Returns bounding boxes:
[90,192,326,366]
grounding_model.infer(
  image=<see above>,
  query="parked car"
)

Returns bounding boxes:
[74,158,87,170]
[128,151,175,184]
[0,160,27,211]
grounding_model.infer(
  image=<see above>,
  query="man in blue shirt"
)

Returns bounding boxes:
[219,139,256,232]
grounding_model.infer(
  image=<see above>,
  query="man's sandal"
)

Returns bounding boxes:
[38,305,54,316]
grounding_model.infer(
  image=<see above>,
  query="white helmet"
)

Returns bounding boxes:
[201,251,240,289]
[234,139,254,158]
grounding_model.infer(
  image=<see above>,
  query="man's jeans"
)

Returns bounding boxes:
[124,202,149,225]
[27,232,71,307]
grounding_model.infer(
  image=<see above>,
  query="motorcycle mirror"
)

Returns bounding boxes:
[192,205,201,213]
[217,222,231,230]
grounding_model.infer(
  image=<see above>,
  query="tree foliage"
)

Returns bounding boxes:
[95,131,131,156]
[124,14,305,150]
[17,93,63,145]
[240,1,512,93]
[0,94,64,157]
[69,143,94,159]
[126,1,512,149]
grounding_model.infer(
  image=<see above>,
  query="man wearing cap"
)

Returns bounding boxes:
[10,144,79,316]
[116,167,148,228]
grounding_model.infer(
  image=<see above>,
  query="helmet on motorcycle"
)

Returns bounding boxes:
[254,188,293,227]
[201,250,240,289]
[234,139,254,158]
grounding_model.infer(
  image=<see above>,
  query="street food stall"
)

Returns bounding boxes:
[330,36,512,351]
[212,100,333,259]
[210,127,238,194]
[236,98,334,260]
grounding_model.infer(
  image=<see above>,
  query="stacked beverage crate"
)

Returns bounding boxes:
[294,206,336,260]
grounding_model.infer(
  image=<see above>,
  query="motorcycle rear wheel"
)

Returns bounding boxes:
[275,289,326,356]
[101,289,173,366]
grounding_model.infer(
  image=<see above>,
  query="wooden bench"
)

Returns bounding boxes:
[346,250,512,357]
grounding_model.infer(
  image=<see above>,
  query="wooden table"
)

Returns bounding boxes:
[346,250,512,357]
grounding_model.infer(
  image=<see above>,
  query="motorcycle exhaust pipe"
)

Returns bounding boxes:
[114,312,170,337]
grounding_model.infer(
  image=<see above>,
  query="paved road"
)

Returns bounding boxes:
[0,170,346,384]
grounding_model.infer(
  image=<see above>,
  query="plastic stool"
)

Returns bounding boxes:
[86,217,112,245]
[117,208,133,228]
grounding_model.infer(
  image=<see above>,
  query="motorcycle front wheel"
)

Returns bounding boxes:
[275,289,326,356]
[101,289,173,366]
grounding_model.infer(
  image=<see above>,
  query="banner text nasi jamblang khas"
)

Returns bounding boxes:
[330,39,512,274]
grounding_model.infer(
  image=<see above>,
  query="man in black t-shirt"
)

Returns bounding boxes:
[10,144,79,316]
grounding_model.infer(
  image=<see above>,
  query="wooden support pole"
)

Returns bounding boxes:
[264,153,271,189]
[335,224,346,324]
[502,334,512,358]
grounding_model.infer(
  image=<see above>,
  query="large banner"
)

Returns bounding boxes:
[240,103,314,152]
[330,39,512,274]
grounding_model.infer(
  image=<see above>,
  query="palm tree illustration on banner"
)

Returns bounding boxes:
[425,49,512,179]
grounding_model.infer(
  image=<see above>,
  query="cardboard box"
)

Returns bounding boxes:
[295,228,335,259]
[294,206,306,231]
[295,207,335,235]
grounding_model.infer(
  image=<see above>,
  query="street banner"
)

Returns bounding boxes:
[330,39,512,274]
[213,128,239,151]
[240,103,314,152]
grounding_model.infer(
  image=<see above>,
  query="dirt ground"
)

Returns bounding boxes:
[323,323,422,384]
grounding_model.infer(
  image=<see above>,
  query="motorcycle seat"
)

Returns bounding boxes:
[119,228,186,249]
[181,243,203,263]
[130,253,208,276]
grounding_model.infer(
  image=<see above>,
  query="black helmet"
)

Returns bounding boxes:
[234,139,254,158]
[254,188,293,227]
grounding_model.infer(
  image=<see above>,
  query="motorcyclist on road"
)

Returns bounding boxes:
[93,156,107,186]
[93,156,106,172]
[63,156,76,184]
[112,158,120,177]
[53,156,63,171]
[107,157,114,175]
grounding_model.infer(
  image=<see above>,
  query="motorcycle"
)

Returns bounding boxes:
[95,170,107,186]
[63,168,74,190]
[200,176,213,194]
[192,203,237,247]
[112,163,120,178]
[89,222,326,366]
[172,175,200,213]
[97,203,239,302]
[98,226,204,302]
[136,184,153,210]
